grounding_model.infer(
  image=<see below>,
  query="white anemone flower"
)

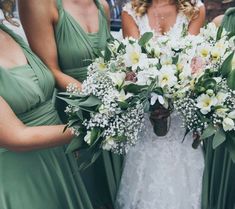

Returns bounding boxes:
[196,94,218,115]
[211,48,222,61]
[223,117,235,132]
[158,65,177,88]
[136,68,158,86]
[117,89,133,102]
[124,42,148,71]
[94,57,107,71]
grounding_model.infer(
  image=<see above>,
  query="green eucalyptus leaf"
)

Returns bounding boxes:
[93,48,104,58]
[227,68,235,90]
[220,52,235,77]
[124,84,147,94]
[79,95,102,107]
[143,100,150,112]
[118,101,130,110]
[67,119,80,127]
[213,128,226,149]
[104,46,112,62]
[78,150,102,171]
[201,124,217,139]
[90,128,100,145]
[216,26,223,41]
[138,32,153,46]
[65,134,85,153]
[57,96,84,107]
[76,110,83,121]
[117,42,125,53]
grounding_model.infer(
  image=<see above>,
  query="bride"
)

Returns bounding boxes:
[116,0,206,209]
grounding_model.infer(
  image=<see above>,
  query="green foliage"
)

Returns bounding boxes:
[220,51,234,77]
[213,128,226,149]
[138,32,153,46]
[201,124,217,139]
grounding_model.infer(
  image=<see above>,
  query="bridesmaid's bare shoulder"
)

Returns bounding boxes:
[18,0,58,24]
[99,0,111,21]
[212,15,224,27]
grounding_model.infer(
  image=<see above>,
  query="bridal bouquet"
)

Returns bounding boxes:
[174,23,235,159]
[59,34,157,158]
[60,32,191,157]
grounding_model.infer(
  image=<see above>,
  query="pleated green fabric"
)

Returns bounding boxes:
[0,24,94,209]
[54,0,123,207]
[202,8,235,209]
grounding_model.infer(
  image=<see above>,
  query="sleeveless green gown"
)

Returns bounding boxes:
[202,8,235,209]
[54,0,122,207]
[0,24,93,209]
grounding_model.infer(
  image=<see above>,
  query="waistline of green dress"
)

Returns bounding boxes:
[0,100,61,154]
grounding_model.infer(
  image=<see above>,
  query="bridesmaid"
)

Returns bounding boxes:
[0,20,93,209]
[18,0,122,208]
[202,8,235,209]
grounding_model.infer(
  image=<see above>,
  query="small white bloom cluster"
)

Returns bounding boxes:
[102,103,144,154]
[175,77,235,134]
[66,83,80,95]
[174,96,206,133]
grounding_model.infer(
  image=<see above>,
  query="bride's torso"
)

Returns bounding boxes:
[123,2,189,38]
[123,1,203,38]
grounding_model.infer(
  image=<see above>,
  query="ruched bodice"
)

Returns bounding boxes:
[53,1,123,207]
[0,24,93,209]
[54,0,111,81]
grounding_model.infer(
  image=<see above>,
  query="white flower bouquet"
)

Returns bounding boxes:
[174,24,235,160]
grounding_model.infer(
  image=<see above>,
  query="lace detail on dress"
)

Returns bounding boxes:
[122,2,153,36]
[116,114,204,209]
[117,3,205,209]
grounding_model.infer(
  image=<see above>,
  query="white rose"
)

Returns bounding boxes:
[102,137,116,151]
[228,110,235,119]
[223,117,235,132]
[216,92,228,105]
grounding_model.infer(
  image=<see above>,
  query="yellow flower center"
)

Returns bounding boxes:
[201,49,209,57]
[130,52,140,64]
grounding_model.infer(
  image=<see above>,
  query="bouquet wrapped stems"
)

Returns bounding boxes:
[149,102,171,137]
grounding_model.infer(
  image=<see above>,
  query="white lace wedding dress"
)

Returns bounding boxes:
[116,2,205,209]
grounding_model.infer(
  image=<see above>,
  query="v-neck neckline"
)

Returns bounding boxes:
[62,1,102,36]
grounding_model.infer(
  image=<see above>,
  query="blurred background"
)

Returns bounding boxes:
[0,0,235,31]
[107,0,235,31]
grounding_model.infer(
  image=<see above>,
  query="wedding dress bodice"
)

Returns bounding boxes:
[123,0,203,38]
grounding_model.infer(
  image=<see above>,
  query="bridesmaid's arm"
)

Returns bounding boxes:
[18,0,82,91]
[0,97,73,152]
[100,0,111,26]
[121,11,140,39]
[188,5,206,35]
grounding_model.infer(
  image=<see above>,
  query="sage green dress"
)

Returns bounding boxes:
[54,0,122,207]
[0,24,93,209]
[202,8,235,209]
